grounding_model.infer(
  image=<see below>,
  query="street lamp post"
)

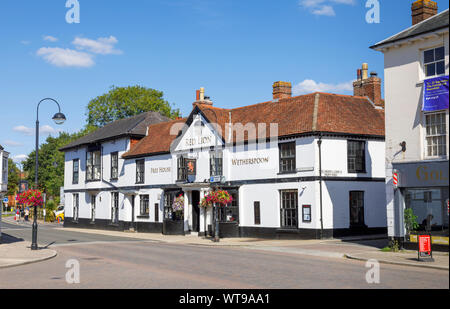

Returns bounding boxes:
[32,98,66,251]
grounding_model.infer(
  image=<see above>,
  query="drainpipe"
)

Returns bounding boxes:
[317,133,324,240]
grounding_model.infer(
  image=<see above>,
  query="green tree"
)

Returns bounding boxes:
[86,85,180,127]
[22,129,93,201]
[7,158,20,196]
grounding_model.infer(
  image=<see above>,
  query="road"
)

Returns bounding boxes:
[0,220,448,289]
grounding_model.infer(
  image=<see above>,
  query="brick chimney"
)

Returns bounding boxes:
[353,64,384,108]
[193,87,213,106]
[412,0,438,26]
[273,81,292,100]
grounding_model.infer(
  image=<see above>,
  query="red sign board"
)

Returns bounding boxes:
[418,235,432,258]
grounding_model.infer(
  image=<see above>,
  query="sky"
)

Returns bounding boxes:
[1,0,449,163]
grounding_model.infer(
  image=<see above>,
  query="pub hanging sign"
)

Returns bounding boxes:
[423,75,449,112]
[185,159,196,175]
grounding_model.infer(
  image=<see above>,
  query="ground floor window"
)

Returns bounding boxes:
[218,189,239,223]
[280,190,298,228]
[111,192,119,224]
[164,191,183,221]
[73,194,79,222]
[91,194,96,223]
[350,191,365,227]
[405,187,449,236]
[140,195,149,216]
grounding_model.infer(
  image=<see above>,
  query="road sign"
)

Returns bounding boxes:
[3,197,8,204]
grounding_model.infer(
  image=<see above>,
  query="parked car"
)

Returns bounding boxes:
[54,205,64,222]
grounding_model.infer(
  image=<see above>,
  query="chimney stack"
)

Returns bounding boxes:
[412,0,438,26]
[273,81,292,100]
[193,87,213,106]
[353,63,384,108]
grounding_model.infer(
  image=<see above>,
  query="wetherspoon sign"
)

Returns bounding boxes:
[423,75,449,112]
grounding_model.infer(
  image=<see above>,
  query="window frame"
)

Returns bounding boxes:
[279,142,296,174]
[72,159,79,184]
[218,190,239,223]
[139,195,150,217]
[280,190,299,229]
[111,152,119,180]
[177,156,187,182]
[86,150,101,182]
[424,111,448,158]
[347,140,366,174]
[210,150,223,177]
[154,203,159,222]
[111,192,119,224]
[423,46,446,79]
[136,159,145,184]
[73,193,79,222]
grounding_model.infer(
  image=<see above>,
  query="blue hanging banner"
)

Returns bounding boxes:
[423,75,449,112]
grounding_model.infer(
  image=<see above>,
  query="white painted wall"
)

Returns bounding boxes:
[381,29,449,238]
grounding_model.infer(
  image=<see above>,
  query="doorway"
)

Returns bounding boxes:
[192,191,200,232]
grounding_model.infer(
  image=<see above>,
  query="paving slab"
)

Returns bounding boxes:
[0,237,57,269]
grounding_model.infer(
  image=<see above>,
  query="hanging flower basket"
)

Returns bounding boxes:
[201,190,233,207]
[172,194,185,213]
[16,189,44,208]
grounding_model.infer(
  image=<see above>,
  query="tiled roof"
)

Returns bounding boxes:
[60,111,170,151]
[371,9,449,49]
[122,92,385,159]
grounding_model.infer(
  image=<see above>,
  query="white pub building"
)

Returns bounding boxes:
[62,79,387,239]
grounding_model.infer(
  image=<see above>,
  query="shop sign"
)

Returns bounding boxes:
[418,235,433,261]
[392,161,449,188]
[423,75,449,112]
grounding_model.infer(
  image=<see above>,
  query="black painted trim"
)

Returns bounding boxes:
[64,176,385,193]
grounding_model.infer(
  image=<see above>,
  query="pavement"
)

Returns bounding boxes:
[0,234,57,269]
[1,215,448,271]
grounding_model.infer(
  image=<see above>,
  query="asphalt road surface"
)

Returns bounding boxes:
[1,220,448,289]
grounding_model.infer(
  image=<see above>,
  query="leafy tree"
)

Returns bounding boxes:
[7,158,20,196]
[86,85,180,127]
[22,129,92,201]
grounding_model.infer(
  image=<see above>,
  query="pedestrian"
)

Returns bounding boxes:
[15,207,21,224]
[24,207,29,222]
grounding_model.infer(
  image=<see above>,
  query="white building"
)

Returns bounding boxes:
[371,1,449,249]
[0,145,10,243]
[62,80,387,239]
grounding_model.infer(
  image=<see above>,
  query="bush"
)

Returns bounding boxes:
[404,208,419,234]
[46,200,57,212]
[45,211,56,223]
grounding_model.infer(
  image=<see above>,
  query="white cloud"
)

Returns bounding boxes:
[20,40,31,45]
[13,126,34,136]
[12,154,28,163]
[13,125,62,136]
[2,140,23,147]
[40,125,62,135]
[72,36,122,55]
[299,0,355,16]
[43,35,58,42]
[312,5,335,16]
[36,47,95,68]
[293,79,353,95]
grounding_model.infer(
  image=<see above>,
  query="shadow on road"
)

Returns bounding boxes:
[0,233,25,244]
